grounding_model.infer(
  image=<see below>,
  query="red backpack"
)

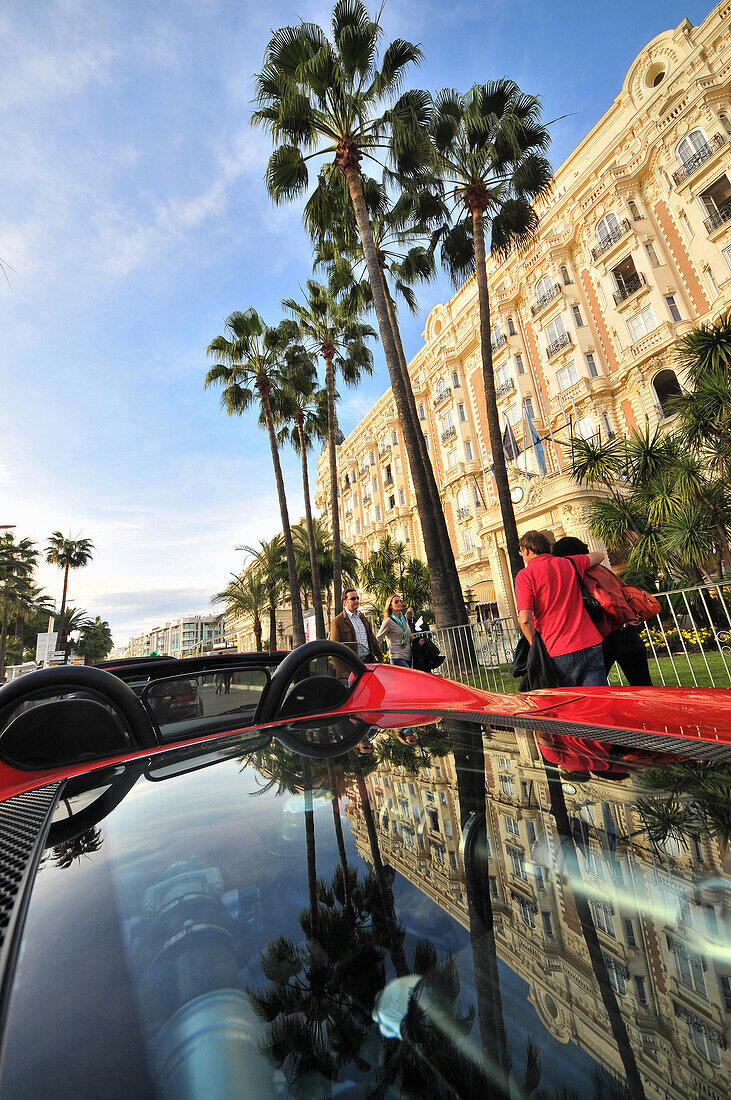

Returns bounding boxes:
[620,583,661,621]
[581,566,659,629]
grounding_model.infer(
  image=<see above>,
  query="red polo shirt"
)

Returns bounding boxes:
[514,553,603,657]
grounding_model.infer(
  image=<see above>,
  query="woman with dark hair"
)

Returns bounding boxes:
[552,536,653,686]
[376,594,414,667]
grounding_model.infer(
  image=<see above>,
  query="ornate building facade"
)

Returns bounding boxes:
[315,4,731,617]
[345,723,730,1099]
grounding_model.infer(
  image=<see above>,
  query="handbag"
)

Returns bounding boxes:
[568,559,603,625]
[620,582,661,621]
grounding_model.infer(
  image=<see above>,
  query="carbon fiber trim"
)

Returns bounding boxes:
[0,783,62,1054]
[361,708,731,762]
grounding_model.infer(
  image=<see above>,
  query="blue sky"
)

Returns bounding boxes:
[0,0,714,647]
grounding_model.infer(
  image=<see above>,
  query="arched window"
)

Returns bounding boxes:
[418,404,425,421]
[507,316,516,335]
[596,212,620,242]
[535,274,554,299]
[676,129,707,165]
[628,200,641,221]
[560,264,571,285]
[652,369,682,418]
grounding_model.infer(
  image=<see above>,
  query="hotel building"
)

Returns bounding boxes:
[315,4,731,618]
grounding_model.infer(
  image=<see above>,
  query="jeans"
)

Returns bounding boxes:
[552,643,608,687]
[391,657,411,668]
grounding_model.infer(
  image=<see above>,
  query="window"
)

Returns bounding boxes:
[627,304,658,343]
[634,976,647,1005]
[628,199,641,220]
[399,489,405,506]
[356,519,361,534]
[519,899,536,929]
[452,370,460,388]
[495,361,512,389]
[500,775,515,797]
[720,975,731,1012]
[535,273,554,299]
[490,876,499,898]
[418,404,425,421]
[624,918,637,948]
[556,360,579,391]
[560,264,571,285]
[720,112,731,135]
[586,352,598,377]
[700,174,731,218]
[704,905,719,937]
[464,530,474,550]
[723,245,731,271]
[388,494,395,510]
[542,911,553,936]
[441,411,454,432]
[515,353,525,375]
[423,433,430,450]
[505,815,520,836]
[465,440,473,461]
[508,846,527,881]
[370,450,375,465]
[645,241,661,267]
[571,304,584,327]
[447,449,458,469]
[507,316,516,335]
[498,756,510,769]
[665,295,682,322]
[544,315,566,349]
[675,947,707,997]
[439,791,447,805]
[607,964,626,997]
[473,484,482,507]
[373,476,378,492]
[392,430,398,445]
[448,849,457,869]
[676,128,707,165]
[652,368,682,417]
[375,505,381,521]
[596,212,620,242]
[591,900,615,937]
[705,264,719,297]
[689,1019,721,1065]
[523,397,535,419]
[504,403,520,426]
[353,491,358,506]
[678,209,694,243]
[458,402,466,422]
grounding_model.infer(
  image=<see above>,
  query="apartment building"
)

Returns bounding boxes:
[346,724,730,1099]
[315,4,731,618]
[123,613,226,659]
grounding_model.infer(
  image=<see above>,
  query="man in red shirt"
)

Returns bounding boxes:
[515,530,608,686]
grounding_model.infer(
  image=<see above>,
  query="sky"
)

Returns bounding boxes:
[0,0,715,649]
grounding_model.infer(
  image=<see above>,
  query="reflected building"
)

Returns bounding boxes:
[345,728,730,1099]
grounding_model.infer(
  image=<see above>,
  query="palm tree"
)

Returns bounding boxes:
[0,534,39,680]
[45,532,94,651]
[239,537,288,649]
[282,281,374,616]
[60,606,91,663]
[360,534,430,615]
[213,570,267,652]
[313,175,466,616]
[253,1,470,631]
[428,81,553,579]
[205,308,305,647]
[76,616,113,663]
[294,518,361,631]
[272,357,330,638]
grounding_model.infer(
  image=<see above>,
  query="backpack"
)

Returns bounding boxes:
[581,566,659,629]
[621,583,661,621]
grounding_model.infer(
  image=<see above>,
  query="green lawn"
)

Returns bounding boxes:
[445,649,731,692]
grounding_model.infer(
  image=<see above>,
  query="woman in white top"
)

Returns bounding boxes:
[376,594,413,667]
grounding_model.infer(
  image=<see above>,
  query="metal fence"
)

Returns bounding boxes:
[417,580,731,692]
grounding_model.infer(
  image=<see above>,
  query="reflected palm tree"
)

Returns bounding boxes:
[51,826,104,869]
[543,764,645,1100]
[634,760,731,850]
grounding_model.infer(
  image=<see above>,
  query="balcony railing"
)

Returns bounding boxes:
[672,133,725,185]
[491,333,507,352]
[359,465,369,478]
[362,493,372,505]
[590,219,631,261]
[530,283,561,314]
[433,387,452,408]
[345,509,353,519]
[613,271,646,305]
[378,444,391,458]
[456,506,471,520]
[546,332,571,358]
[704,202,731,233]
[441,425,457,443]
[384,476,394,488]
[496,378,515,399]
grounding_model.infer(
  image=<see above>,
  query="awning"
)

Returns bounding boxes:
[471,579,496,603]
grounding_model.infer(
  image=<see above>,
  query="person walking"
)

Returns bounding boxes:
[329,589,383,663]
[376,595,413,667]
[552,536,653,686]
[515,530,608,687]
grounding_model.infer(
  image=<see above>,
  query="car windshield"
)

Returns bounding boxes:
[1,714,729,1099]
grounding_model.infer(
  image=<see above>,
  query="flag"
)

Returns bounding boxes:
[525,412,547,476]
[502,421,521,461]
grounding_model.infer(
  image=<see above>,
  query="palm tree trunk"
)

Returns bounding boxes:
[472,208,522,579]
[57,564,70,650]
[0,600,9,681]
[545,767,646,1100]
[382,278,466,615]
[326,759,351,914]
[297,420,326,638]
[325,355,343,617]
[302,759,318,938]
[261,392,306,647]
[268,602,276,650]
[343,165,468,630]
[254,616,263,652]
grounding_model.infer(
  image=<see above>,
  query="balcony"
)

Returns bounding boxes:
[384,476,394,489]
[546,332,572,358]
[378,444,391,459]
[491,333,507,352]
[363,493,372,505]
[704,202,731,233]
[456,506,471,520]
[345,509,353,520]
[672,133,725,186]
[590,219,631,261]
[530,282,562,315]
[433,387,452,408]
[359,465,369,478]
[613,271,646,305]
[441,425,457,443]
[496,378,515,399]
